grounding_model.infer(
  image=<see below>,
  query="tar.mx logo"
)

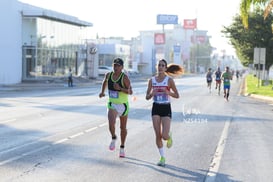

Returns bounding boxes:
[181,104,207,123]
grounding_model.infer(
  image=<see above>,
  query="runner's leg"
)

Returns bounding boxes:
[108,109,117,139]
[119,115,128,147]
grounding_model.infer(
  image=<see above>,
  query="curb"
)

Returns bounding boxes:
[0,81,98,92]
[247,93,273,103]
[0,75,148,92]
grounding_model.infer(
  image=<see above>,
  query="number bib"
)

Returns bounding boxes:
[154,93,169,103]
[109,90,119,98]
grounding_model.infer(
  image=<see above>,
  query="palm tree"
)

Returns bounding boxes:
[264,0,273,18]
[240,0,273,28]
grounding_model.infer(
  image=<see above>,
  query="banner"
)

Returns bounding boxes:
[183,19,197,29]
[191,35,206,44]
[154,33,165,45]
[157,14,178,24]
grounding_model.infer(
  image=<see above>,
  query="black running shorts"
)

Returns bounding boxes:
[152,102,172,118]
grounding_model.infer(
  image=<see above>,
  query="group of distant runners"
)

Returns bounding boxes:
[206,66,233,101]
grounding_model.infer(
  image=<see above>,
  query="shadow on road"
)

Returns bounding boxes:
[124,157,241,182]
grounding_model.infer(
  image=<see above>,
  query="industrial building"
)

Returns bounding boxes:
[0,0,92,84]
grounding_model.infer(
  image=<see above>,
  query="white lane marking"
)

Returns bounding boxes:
[0,146,50,165]
[68,132,84,139]
[85,126,98,133]
[205,121,231,182]
[54,138,69,144]
[0,156,22,166]
[99,123,107,127]
[0,140,42,156]
[0,118,16,124]
[0,122,107,166]
[22,145,50,156]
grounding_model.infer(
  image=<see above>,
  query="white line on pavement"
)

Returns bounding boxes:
[0,122,107,166]
[205,120,231,182]
[0,118,16,124]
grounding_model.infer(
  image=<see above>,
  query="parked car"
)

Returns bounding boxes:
[127,69,139,76]
[98,66,112,75]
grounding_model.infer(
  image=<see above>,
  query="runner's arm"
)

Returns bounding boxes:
[99,73,109,98]
[167,78,179,98]
[145,79,153,100]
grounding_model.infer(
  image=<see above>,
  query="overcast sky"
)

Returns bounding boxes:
[19,0,240,55]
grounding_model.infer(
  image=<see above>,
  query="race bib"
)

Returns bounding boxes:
[109,90,119,98]
[154,93,168,102]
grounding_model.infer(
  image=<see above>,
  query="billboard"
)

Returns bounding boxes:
[191,35,206,44]
[183,19,197,29]
[154,33,165,45]
[173,45,181,53]
[157,14,178,24]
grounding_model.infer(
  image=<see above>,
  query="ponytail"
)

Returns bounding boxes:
[158,59,184,76]
[166,63,184,76]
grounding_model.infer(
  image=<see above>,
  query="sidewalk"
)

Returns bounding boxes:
[0,74,151,92]
[0,76,100,91]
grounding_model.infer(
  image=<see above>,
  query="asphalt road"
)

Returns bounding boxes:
[0,75,272,182]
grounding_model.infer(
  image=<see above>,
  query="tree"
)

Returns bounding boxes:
[222,8,273,70]
[240,0,273,28]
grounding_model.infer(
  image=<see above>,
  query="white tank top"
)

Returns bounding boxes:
[152,76,170,104]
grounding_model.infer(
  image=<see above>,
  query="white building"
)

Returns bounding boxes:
[0,0,92,84]
[138,25,211,74]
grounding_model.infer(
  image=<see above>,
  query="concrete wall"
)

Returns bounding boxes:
[0,0,22,84]
[140,32,154,74]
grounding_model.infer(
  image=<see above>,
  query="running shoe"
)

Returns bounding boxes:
[167,132,173,148]
[109,139,116,151]
[157,156,166,167]
[119,148,125,158]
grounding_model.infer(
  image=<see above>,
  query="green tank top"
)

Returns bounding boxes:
[222,72,231,85]
[108,72,128,104]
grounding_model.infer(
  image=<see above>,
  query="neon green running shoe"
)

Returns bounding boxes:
[167,132,173,148]
[157,157,166,167]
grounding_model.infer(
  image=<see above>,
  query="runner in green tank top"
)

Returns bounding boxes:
[221,66,233,101]
[99,58,132,158]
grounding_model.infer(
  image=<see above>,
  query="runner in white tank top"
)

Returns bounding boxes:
[145,59,183,166]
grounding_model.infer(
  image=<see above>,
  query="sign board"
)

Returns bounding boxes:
[154,33,165,45]
[254,47,266,64]
[183,19,197,29]
[173,45,181,53]
[157,14,178,24]
[260,48,266,64]
[191,35,206,44]
[173,45,181,65]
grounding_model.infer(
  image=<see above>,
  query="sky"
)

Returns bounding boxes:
[19,0,240,55]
